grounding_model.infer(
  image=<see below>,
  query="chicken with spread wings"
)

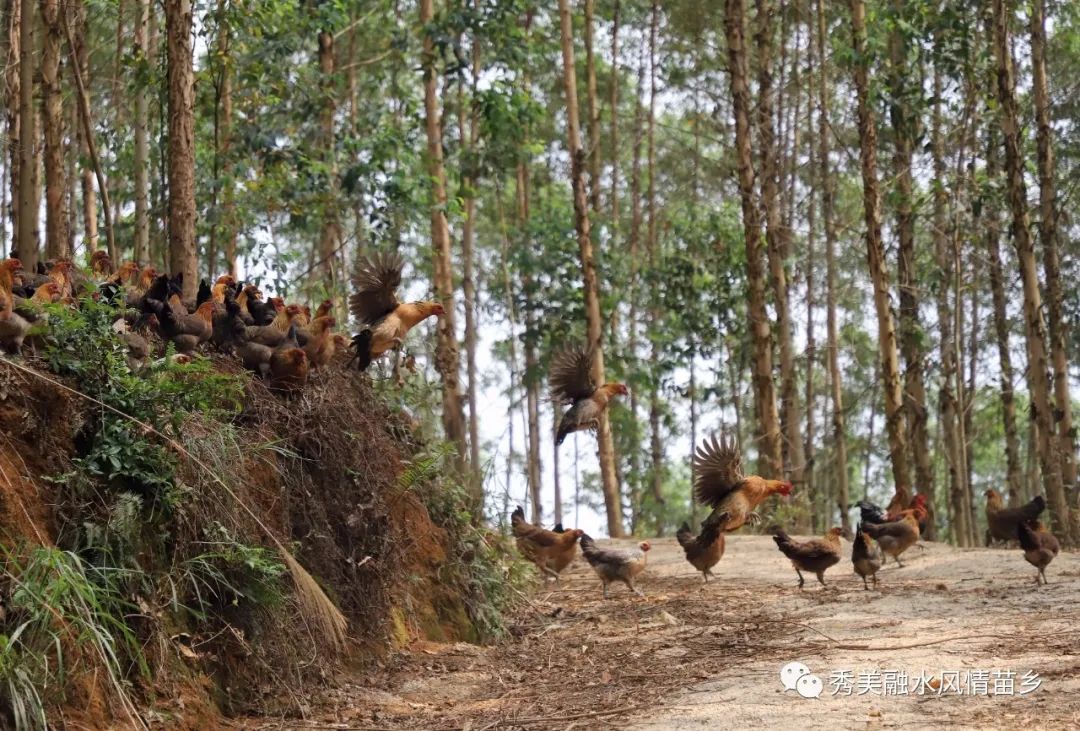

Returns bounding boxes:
[348,252,444,371]
[693,433,793,532]
[510,506,583,581]
[549,346,628,446]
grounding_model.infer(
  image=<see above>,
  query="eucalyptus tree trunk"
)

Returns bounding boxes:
[646,0,665,505]
[133,0,150,263]
[984,130,1024,506]
[756,0,804,490]
[583,0,601,215]
[73,0,98,254]
[166,0,196,299]
[816,0,848,534]
[15,0,36,268]
[991,0,1073,544]
[625,46,645,521]
[1030,0,1077,503]
[848,0,911,494]
[804,17,818,531]
[887,1,933,516]
[420,0,469,484]
[608,0,620,230]
[317,29,340,288]
[40,0,66,259]
[725,0,782,478]
[5,0,20,257]
[214,0,236,276]
[558,0,623,536]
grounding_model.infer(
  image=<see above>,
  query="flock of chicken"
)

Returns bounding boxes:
[512,432,1062,596]
[0,251,445,393]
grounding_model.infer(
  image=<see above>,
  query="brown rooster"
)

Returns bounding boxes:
[158,301,218,354]
[773,527,844,589]
[549,346,628,446]
[303,316,337,369]
[693,433,794,532]
[510,506,583,581]
[985,489,1046,546]
[348,252,444,371]
[676,517,725,582]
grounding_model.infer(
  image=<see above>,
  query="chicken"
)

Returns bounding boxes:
[1017,520,1060,585]
[693,433,794,532]
[510,506,583,580]
[772,527,843,589]
[90,250,113,278]
[985,489,1046,546]
[549,346,629,445]
[125,265,159,308]
[242,286,276,326]
[314,299,333,319]
[211,293,248,354]
[245,301,298,347]
[113,315,157,371]
[268,325,309,393]
[851,524,883,590]
[158,301,218,354]
[860,511,920,567]
[348,252,445,370]
[0,259,33,353]
[676,517,725,582]
[857,484,913,525]
[302,316,337,369]
[579,534,650,598]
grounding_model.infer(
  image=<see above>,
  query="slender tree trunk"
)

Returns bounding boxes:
[816,0,848,534]
[992,0,1072,543]
[888,1,933,518]
[558,0,623,536]
[848,0,911,494]
[459,27,482,496]
[1030,0,1077,507]
[165,0,196,299]
[39,0,66,259]
[5,0,20,256]
[625,44,645,522]
[804,22,818,530]
[583,0,601,215]
[647,1,665,506]
[608,0,620,231]
[15,0,36,268]
[725,0,783,477]
[71,0,98,254]
[420,0,469,483]
[133,0,150,263]
[218,0,235,276]
[984,129,1024,505]
[756,0,804,492]
[317,29,341,288]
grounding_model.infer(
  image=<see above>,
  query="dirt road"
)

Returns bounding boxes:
[290,534,1080,729]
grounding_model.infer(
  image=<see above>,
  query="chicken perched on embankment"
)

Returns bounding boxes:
[1017,520,1060,585]
[985,489,1046,546]
[852,524,883,590]
[510,506,583,581]
[861,511,920,567]
[693,433,793,532]
[676,516,725,582]
[772,527,843,589]
[549,346,628,446]
[579,534,650,598]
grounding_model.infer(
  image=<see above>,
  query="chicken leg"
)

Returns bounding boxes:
[794,569,805,589]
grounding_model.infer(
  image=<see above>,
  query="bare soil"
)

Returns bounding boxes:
[245,534,1080,730]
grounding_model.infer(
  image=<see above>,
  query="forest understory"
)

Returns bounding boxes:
[240,536,1080,730]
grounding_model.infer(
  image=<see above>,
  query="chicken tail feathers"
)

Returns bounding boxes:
[350,330,374,371]
[675,522,693,549]
[1017,521,1040,552]
[510,505,525,527]
[1022,495,1047,521]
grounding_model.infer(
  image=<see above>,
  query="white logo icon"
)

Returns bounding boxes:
[780,661,811,691]
[797,673,824,699]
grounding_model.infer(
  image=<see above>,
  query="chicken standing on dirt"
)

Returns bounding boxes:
[1017,520,1060,585]
[676,517,725,582]
[579,534,650,598]
[860,511,920,567]
[985,489,1046,546]
[772,527,843,589]
[549,346,628,446]
[693,433,793,532]
[510,506,583,581]
[852,524,883,590]
[348,252,445,371]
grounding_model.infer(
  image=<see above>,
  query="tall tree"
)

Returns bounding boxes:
[887,0,933,515]
[816,0,849,533]
[557,0,623,536]
[15,0,36,268]
[991,0,1072,543]
[647,1,666,504]
[6,0,21,257]
[755,0,804,493]
[583,0,601,214]
[166,0,197,300]
[420,0,470,486]
[72,0,99,254]
[316,28,341,288]
[725,0,783,477]
[1029,0,1077,499]
[40,0,67,259]
[848,0,911,494]
[133,0,150,263]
